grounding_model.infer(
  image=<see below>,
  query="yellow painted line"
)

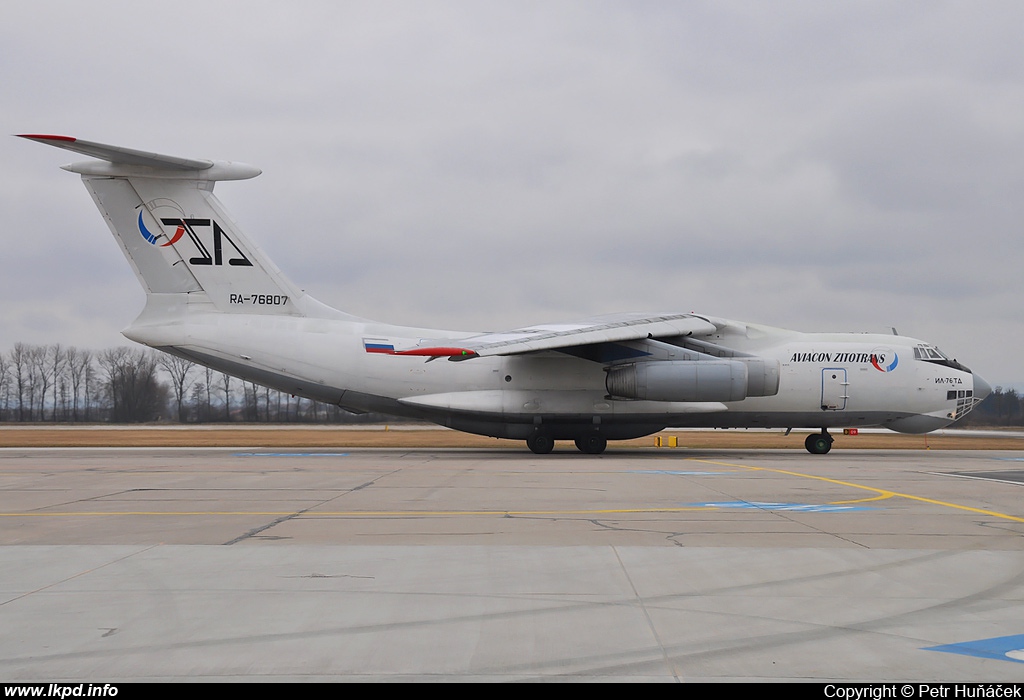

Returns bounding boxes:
[829,493,894,505]
[688,458,1024,523]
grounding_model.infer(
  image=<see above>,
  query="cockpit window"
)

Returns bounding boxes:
[914,344,948,360]
[914,344,970,372]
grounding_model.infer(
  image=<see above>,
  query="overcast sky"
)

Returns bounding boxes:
[3,1,1023,385]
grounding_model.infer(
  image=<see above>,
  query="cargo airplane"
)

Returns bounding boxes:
[21,134,991,454]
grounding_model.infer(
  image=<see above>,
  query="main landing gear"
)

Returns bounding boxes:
[574,435,607,455]
[526,433,554,455]
[804,429,834,455]
[526,434,608,455]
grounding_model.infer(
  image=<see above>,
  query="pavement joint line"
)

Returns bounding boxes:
[0,507,714,517]
[5,457,1023,521]
[0,544,158,608]
[611,545,678,681]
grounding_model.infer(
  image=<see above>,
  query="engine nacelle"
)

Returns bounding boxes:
[606,360,748,402]
[740,358,780,397]
[606,358,780,402]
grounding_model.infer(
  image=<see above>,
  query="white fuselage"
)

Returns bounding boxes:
[125,309,980,441]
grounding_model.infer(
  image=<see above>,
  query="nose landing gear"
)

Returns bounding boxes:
[805,430,834,454]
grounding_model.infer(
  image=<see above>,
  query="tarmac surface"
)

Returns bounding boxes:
[2,444,1024,681]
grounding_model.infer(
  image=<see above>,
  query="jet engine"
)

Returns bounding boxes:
[605,358,779,403]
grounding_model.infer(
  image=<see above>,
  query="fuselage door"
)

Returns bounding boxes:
[821,368,848,411]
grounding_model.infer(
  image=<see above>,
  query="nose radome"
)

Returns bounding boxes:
[973,373,992,402]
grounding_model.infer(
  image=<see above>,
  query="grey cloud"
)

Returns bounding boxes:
[2,1,1023,384]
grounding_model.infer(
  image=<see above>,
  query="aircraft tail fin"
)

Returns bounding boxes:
[20,135,326,319]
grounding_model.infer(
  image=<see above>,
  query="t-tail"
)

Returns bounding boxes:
[18,135,344,322]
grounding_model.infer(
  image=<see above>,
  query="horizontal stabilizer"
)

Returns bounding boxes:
[18,134,213,170]
[17,134,260,181]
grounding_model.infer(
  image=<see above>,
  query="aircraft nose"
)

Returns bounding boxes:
[973,373,992,402]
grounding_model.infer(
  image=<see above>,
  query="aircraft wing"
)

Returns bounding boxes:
[401,313,718,361]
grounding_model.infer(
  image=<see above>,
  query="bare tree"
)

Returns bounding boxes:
[48,344,65,422]
[98,347,167,423]
[28,346,53,421]
[0,352,9,421]
[84,353,97,421]
[219,372,233,421]
[10,344,31,422]
[159,353,196,423]
[23,345,48,417]
[242,381,259,422]
[203,366,214,421]
[65,347,93,422]
[188,381,206,422]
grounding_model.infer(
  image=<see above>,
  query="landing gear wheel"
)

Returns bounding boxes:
[527,434,554,454]
[574,436,607,454]
[805,431,833,454]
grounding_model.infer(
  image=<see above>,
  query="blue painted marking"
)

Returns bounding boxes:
[687,501,874,513]
[233,452,350,457]
[924,634,1024,664]
[631,470,725,476]
[996,458,1024,462]
[137,211,159,244]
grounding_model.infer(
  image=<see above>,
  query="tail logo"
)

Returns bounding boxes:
[136,208,253,267]
[137,211,184,247]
